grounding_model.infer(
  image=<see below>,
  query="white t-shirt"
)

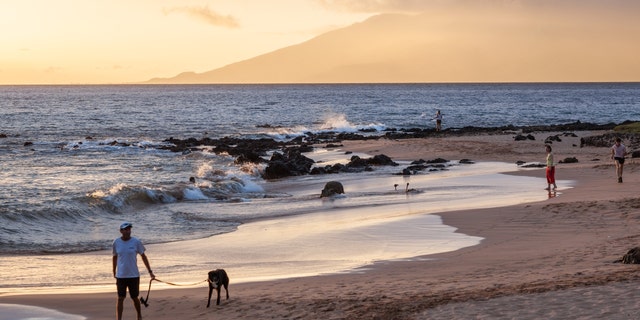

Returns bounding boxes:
[112,237,146,278]
[612,143,627,158]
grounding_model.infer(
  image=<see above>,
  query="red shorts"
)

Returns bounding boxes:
[546,166,555,184]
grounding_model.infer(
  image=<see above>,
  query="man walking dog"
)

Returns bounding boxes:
[113,222,155,320]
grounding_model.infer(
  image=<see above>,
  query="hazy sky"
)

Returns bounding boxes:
[1,0,638,84]
[0,0,366,84]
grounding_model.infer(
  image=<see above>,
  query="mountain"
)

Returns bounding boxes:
[145,8,640,84]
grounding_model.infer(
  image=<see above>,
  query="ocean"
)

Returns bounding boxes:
[1,83,639,293]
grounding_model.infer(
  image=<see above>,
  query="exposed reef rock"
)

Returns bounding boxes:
[320,181,345,198]
[160,121,632,179]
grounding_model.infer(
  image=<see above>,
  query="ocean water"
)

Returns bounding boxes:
[0,83,638,292]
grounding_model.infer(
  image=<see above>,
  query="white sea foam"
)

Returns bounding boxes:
[183,187,208,200]
[319,113,386,133]
[263,113,386,141]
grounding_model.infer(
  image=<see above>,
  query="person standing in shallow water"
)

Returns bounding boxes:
[611,137,628,183]
[433,109,443,131]
[545,145,557,191]
[113,222,155,320]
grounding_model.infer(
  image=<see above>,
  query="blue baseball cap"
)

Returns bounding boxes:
[119,222,132,230]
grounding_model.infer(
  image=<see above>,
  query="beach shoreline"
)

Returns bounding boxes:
[3,130,640,320]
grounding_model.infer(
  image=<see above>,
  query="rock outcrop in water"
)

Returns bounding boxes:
[161,121,633,179]
[320,181,345,198]
[263,149,315,180]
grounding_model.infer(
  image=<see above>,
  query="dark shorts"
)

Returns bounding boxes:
[116,277,140,298]
[615,157,625,164]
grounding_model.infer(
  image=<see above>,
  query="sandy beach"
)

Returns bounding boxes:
[3,130,640,320]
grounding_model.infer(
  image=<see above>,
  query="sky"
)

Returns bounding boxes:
[0,0,373,84]
[1,0,638,85]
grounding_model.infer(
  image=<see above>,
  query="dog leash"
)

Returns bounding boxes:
[140,279,153,308]
[154,278,208,286]
[139,278,208,308]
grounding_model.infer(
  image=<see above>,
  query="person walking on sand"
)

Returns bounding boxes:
[545,145,557,190]
[433,109,443,131]
[611,137,628,183]
[113,222,155,320]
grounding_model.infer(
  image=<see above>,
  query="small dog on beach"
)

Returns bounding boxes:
[206,269,229,307]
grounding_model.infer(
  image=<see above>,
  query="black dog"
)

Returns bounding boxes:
[207,269,229,307]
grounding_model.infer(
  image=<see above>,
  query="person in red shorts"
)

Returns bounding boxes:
[545,145,557,191]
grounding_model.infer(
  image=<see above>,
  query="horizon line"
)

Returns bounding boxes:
[2,81,640,87]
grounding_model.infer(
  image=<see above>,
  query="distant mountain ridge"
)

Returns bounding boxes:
[145,9,640,84]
